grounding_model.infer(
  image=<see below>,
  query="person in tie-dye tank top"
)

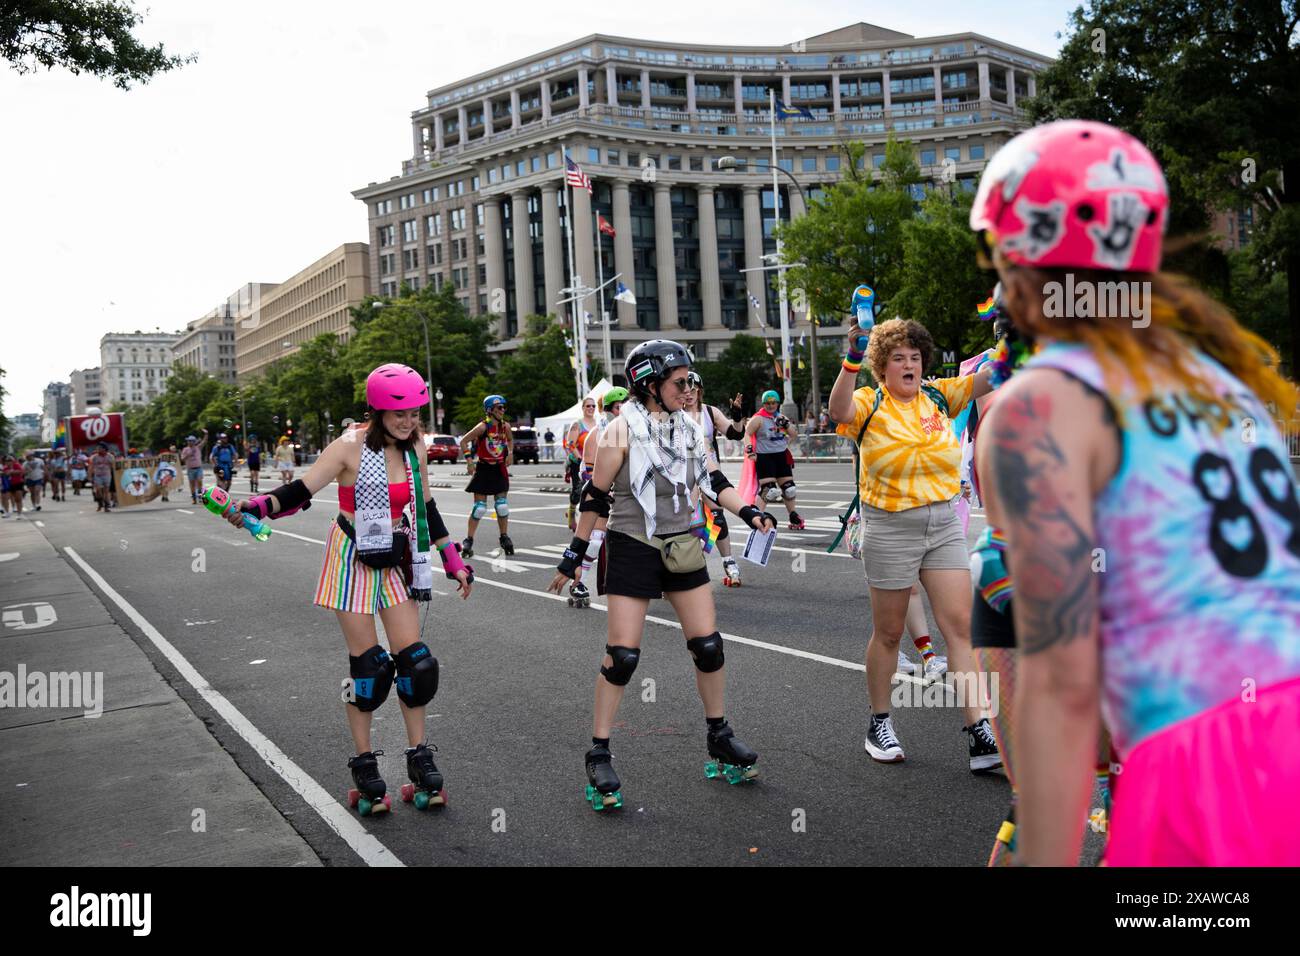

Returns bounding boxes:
[971,119,1300,866]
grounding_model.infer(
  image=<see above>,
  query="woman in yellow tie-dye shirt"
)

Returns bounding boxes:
[830,317,995,771]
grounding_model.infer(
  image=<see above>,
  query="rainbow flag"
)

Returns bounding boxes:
[691,500,720,553]
[976,293,998,320]
[53,421,67,448]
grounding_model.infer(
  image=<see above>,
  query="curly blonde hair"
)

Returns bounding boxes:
[866,319,935,382]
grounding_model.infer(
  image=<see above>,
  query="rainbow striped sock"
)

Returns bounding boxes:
[912,635,936,663]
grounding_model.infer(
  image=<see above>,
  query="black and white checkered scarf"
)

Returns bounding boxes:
[623,399,711,538]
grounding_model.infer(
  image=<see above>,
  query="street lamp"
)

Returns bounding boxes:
[435,388,443,432]
[715,155,812,418]
[372,301,436,427]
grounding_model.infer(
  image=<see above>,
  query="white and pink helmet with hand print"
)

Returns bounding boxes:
[970,119,1169,274]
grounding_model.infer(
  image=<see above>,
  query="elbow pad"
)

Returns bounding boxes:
[425,497,450,541]
[577,479,613,518]
[243,479,312,520]
[724,422,745,441]
[704,469,733,503]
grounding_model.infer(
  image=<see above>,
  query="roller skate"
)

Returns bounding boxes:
[346,750,391,816]
[584,743,623,811]
[461,536,474,559]
[399,742,447,809]
[499,534,515,556]
[721,556,742,587]
[568,581,591,608]
[704,721,758,784]
[787,512,805,530]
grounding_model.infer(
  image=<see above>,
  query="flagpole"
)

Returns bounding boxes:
[596,216,613,385]
[563,145,587,400]
[770,90,794,416]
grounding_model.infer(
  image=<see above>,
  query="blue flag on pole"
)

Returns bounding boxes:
[775,98,815,120]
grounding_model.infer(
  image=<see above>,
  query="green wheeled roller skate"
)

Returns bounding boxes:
[703,721,758,785]
[346,750,392,816]
[399,742,447,810]
[584,743,623,811]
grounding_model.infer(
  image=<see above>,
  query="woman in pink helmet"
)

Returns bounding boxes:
[971,119,1300,865]
[223,363,474,816]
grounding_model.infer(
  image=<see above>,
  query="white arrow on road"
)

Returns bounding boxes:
[0,552,19,562]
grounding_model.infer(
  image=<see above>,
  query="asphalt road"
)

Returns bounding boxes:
[26,460,1104,866]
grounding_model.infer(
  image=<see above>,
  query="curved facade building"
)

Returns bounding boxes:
[352,22,1051,364]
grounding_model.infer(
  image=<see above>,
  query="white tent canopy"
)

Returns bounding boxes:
[532,378,614,439]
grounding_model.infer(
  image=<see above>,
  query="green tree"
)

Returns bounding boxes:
[0,366,12,453]
[494,315,583,420]
[3,0,196,88]
[453,373,494,433]
[779,135,922,321]
[789,335,845,416]
[157,365,222,444]
[694,334,784,415]
[276,335,358,450]
[1026,0,1299,375]
[892,188,996,361]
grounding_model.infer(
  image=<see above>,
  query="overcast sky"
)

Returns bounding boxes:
[1,0,1076,414]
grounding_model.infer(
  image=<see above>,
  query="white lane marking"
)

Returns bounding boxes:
[471,577,866,672]
[35,521,45,528]
[176,509,194,514]
[0,552,18,562]
[268,528,329,545]
[63,546,403,868]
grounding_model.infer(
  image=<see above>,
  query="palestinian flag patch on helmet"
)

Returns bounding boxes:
[630,360,654,383]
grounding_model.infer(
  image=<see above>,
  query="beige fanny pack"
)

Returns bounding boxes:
[626,529,706,574]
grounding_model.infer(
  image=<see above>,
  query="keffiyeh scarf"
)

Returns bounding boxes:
[623,399,712,538]
[355,442,433,600]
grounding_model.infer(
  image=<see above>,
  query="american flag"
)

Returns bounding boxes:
[565,156,592,194]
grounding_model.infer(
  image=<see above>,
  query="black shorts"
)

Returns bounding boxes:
[602,530,710,599]
[970,592,1015,649]
[465,462,509,496]
[756,451,792,481]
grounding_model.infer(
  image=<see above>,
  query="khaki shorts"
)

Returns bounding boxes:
[861,498,968,590]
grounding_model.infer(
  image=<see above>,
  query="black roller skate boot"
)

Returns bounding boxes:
[584,742,623,811]
[704,720,759,785]
[346,750,391,816]
[461,536,474,559]
[499,534,515,556]
[568,581,591,608]
[399,742,447,809]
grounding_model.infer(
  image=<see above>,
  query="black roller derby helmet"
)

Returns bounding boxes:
[625,339,693,403]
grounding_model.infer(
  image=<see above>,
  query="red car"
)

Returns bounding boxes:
[424,434,459,464]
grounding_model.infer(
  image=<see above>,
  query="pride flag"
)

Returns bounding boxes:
[53,420,67,448]
[691,500,720,553]
[976,294,998,319]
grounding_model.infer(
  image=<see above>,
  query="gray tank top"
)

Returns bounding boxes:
[754,413,788,454]
[608,452,698,537]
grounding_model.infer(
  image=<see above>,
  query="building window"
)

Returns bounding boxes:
[450,208,466,231]
[547,152,559,168]
[668,155,682,171]
[920,148,936,165]
[872,153,885,169]
[403,219,418,242]
[607,149,620,165]
[969,144,986,160]
[475,203,484,226]
[427,213,441,235]
[530,156,541,172]
[802,157,818,172]
[945,146,961,162]
[825,156,841,172]
[471,175,480,191]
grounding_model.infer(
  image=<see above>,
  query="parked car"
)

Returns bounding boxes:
[424,434,459,464]
[512,426,539,464]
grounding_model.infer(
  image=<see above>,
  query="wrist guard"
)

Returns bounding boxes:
[425,497,450,541]
[242,479,312,519]
[738,505,776,530]
[724,422,745,441]
[440,540,473,583]
[577,479,613,517]
[557,535,590,578]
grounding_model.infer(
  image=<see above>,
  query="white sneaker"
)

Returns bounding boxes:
[923,655,948,685]
[895,650,917,676]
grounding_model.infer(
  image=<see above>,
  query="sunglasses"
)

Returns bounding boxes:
[665,377,696,391]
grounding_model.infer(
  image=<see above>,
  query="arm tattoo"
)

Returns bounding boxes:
[991,391,1098,654]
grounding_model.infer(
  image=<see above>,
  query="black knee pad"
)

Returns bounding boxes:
[347,645,395,712]
[600,645,640,686]
[687,632,725,673]
[395,642,440,708]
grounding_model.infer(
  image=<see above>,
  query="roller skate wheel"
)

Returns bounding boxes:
[431,789,447,807]
[400,783,415,803]
[347,788,360,808]
[567,597,576,607]
[704,761,721,779]
[414,790,430,811]
[358,797,373,816]
[374,795,391,813]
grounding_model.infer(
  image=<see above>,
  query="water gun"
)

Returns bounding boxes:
[850,283,876,349]
[203,486,271,541]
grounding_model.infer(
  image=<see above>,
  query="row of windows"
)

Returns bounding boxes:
[262,260,348,319]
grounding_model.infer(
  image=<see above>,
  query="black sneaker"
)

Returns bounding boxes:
[865,715,904,763]
[966,718,1002,773]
